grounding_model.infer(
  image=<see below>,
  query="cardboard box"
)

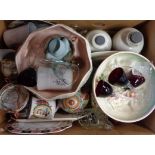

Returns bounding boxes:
[0,20,154,135]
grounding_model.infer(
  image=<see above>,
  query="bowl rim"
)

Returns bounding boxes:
[92,51,155,123]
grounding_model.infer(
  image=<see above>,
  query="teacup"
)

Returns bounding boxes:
[29,97,58,119]
[46,37,71,61]
[37,60,79,91]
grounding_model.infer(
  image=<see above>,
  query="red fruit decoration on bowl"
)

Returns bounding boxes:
[95,80,113,97]
[108,67,128,86]
[128,71,145,87]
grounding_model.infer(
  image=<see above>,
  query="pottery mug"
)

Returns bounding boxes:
[46,37,71,61]
[37,60,79,91]
[29,97,58,119]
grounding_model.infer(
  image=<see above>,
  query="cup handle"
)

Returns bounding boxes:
[55,104,60,112]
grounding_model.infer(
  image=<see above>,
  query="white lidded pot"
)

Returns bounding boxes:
[112,28,144,53]
[86,30,112,52]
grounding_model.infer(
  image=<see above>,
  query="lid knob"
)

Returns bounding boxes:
[94,35,105,45]
[129,31,143,44]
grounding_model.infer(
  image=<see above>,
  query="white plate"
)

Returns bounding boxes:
[15,112,87,122]
[7,121,72,134]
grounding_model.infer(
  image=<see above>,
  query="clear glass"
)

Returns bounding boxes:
[39,59,79,86]
[78,108,113,130]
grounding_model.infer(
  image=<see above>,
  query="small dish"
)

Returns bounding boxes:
[15,112,88,122]
[0,84,29,112]
[91,50,121,62]
[93,52,155,123]
[6,121,72,134]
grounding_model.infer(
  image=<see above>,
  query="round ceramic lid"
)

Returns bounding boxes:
[94,35,105,45]
[129,31,143,43]
[0,84,29,112]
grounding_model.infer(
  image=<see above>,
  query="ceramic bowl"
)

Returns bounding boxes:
[93,52,155,123]
[15,24,92,100]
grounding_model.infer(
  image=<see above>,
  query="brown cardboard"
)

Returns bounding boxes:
[1,20,155,134]
[0,21,7,39]
[0,110,5,124]
[48,20,145,30]
[140,21,155,64]
[139,21,155,132]
[0,21,7,124]
[142,111,155,132]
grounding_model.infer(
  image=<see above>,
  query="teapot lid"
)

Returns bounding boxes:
[94,35,105,45]
[129,31,143,43]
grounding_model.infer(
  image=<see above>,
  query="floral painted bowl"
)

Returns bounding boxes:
[93,52,155,123]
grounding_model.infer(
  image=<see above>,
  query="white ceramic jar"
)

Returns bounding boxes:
[86,30,112,52]
[112,28,144,53]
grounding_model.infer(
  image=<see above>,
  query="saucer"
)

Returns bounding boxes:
[91,51,120,62]
[6,121,72,134]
